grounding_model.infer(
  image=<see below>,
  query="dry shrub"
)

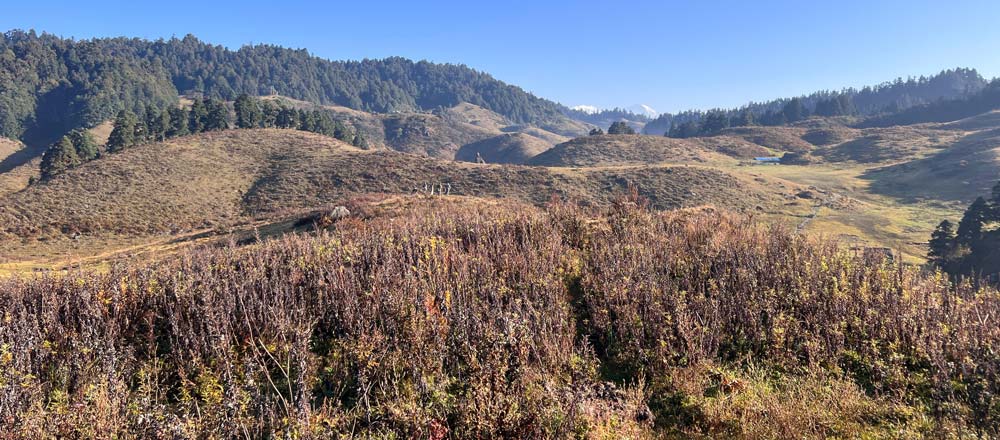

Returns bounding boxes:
[0,197,997,437]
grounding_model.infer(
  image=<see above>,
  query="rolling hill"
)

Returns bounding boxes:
[454,133,554,164]
[527,134,769,167]
[265,97,576,159]
[0,129,792,246]
[511,110,1000,263]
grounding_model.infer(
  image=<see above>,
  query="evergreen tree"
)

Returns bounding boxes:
[782,98,808,123]
[734,110,755,127]
[40,136,81,179]
[667,121,699,138]
[814,97,845,117]
[928,180,1000,278]
[837,94,856,115]
[132,105,148,142]
[67,129,100,161]
[759,110,787,126]
[203,99,230,131]
[310,110,336,136]
[699,111,729,134]
[167,107,190,137]
[989,180,1000,222]
[107,110,137,153]
[298,109,316,132]
[333,121,352,141]
[189,98,209,133]
[260,100,280,128]
[928,220,956,266]
[956,196,989,246]
[145,106,168,142]
[276,106,299,128]
[234,93,262,129]
[608,121,636,135]
[352,133,368,149]
[589,128,604,136]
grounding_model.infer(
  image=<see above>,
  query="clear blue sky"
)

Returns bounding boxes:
[4,0,1000,113]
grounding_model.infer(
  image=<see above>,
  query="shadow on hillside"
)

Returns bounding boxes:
[0,85,81,174]
[0,143,47,174]
[937,110,1000,131]
[860,128,1000,203]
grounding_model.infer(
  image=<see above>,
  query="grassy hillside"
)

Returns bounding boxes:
[0,138,19,160]
[863,127,1000,202]
[0,138,38,196]
[267,97,572,160]
[0,129,795,272]
[7,106,1000,268]
[718,126,816,152]
[523,118,1000,262]
[2,201,996,438]
[454,133,553,163]
[528,134,769,167]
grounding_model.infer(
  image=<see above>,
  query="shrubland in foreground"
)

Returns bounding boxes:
[1,197,997,438]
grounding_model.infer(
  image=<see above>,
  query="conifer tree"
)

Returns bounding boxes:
[298,109,316,132]
[107,110,137,153]
[167,107,190,138]
[782,98,807,122]
[234,93,262,129]
[608,121,636,135]
[203,99,230,131]
[956,196,989,246]
[310,110,335,136]
[145,106,168,142]
[928,220,956,266]
[699,111,729,134]
[989,180,1000,221]
[260,100,279,128]
[68,129,100,161]
[667,121,699,138]
[276,106,299,128]
[40,136,81,179]
[352,133,368,149]
[333,121,352,141]
[189,98,208,133]
[734,110,755,127]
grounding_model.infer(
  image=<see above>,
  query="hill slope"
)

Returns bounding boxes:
[270,98,574,159]
[527,134,769,167]
[0,129,790,242]
[455,133,554,164]
[0,138,38,196]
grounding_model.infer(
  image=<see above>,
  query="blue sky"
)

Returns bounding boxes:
[4,0,1000,113]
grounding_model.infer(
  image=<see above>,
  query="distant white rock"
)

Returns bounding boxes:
[570,105,600,114]
[627,104,659,118]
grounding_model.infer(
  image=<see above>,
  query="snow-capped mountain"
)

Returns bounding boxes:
[570,105,600,114]
[627,104,659,118]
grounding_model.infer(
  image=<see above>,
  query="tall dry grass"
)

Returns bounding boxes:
[0,197,997,438]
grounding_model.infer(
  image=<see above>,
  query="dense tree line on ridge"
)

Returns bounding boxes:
[644,68,986,136]
[586,121,638,136]
[564,107,651,128]
[0,30,566,142]
[38,95,366,180]
[928,181,1000,279]
[860,79,1000,127]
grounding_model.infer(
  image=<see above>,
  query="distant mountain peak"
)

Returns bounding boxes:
[627,104,658,118]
